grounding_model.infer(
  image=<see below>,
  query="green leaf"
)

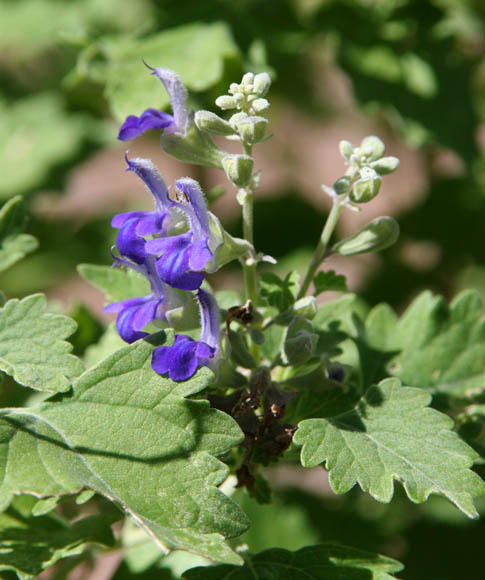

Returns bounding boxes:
[184,543,403,580]
[0,294,84,392]
[0,337,248,564]
[77,263,150,303]
[0,502,114,580]
[294,378,485,518]
[313,270,347,296]
[103,22,240,121]
[0,94,87,199]
[0,196,38,272]
[401,52,438,99]
[260,271,300,312]
[346,45,402,83]
[363,290,485,394]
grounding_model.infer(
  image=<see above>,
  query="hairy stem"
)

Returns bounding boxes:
[240,142,258,306]
[297,196,344,299]
[239,141,260,362]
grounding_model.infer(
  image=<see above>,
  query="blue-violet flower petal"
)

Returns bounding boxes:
[151,289,220,381]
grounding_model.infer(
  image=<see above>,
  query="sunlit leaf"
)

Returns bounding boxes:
[294,378,485,518]
[0,337,248,564]
[0,294,83,392]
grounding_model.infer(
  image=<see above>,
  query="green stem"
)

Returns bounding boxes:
[297,196,344,300]
[240,142,258,306]
[241,187,258,304]
[239,141,260,362]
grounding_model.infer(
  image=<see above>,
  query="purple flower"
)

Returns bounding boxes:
[146,178,220,290]
[151,289,220,381]
[111,155,172,264]
[103,257,184,343]
[118,64,189,141]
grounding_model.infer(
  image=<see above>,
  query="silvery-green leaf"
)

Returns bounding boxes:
[294,377,485,518]
[0,338,248,564]
[0,294,83,392]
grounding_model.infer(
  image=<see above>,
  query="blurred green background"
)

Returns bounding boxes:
[1,0,484,578]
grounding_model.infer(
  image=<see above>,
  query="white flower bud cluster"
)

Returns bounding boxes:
[334,136,400,204]
[214,72,272,145]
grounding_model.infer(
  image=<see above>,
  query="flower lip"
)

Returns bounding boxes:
[151,334,215,381]
[118,109,173,141]
[103,295,164,343]
[150,289,220,382]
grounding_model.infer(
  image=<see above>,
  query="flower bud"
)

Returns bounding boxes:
[359,135,385,161]
[195,110,235,136]
[370,156,400,175]
[283,316,318,365]
[234,93,245,107]
[293,296,317,320]
[229,112,248,128]
[332,216,399,256]
[236,116,268,144]
[242,72,255,86]
[252,98,270,113]
[215,95,237,110]
[339,140,354,161]
[222,154,254,187]
[325,362,347,383]
[350,167,381,203]
[333,176,352,194]
[253,73,271,96]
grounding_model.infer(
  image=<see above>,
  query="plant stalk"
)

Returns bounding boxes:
[297,196,344,299]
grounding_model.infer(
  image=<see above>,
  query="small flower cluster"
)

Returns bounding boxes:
[106,66,228,382]
[104,155,221,381]
[328,136,400,205]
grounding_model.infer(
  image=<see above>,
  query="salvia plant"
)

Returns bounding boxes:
[0,64,484,580]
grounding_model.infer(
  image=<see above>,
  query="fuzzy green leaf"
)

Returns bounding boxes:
[294,378,485,518]
[77,263,150,303]
[0,294,84,392]
[0,196,38,272]
[0,501,114,580]
[103,22,240,121]
[184,544,403,580]
[0,337,248,564]
[363,290,485,394]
